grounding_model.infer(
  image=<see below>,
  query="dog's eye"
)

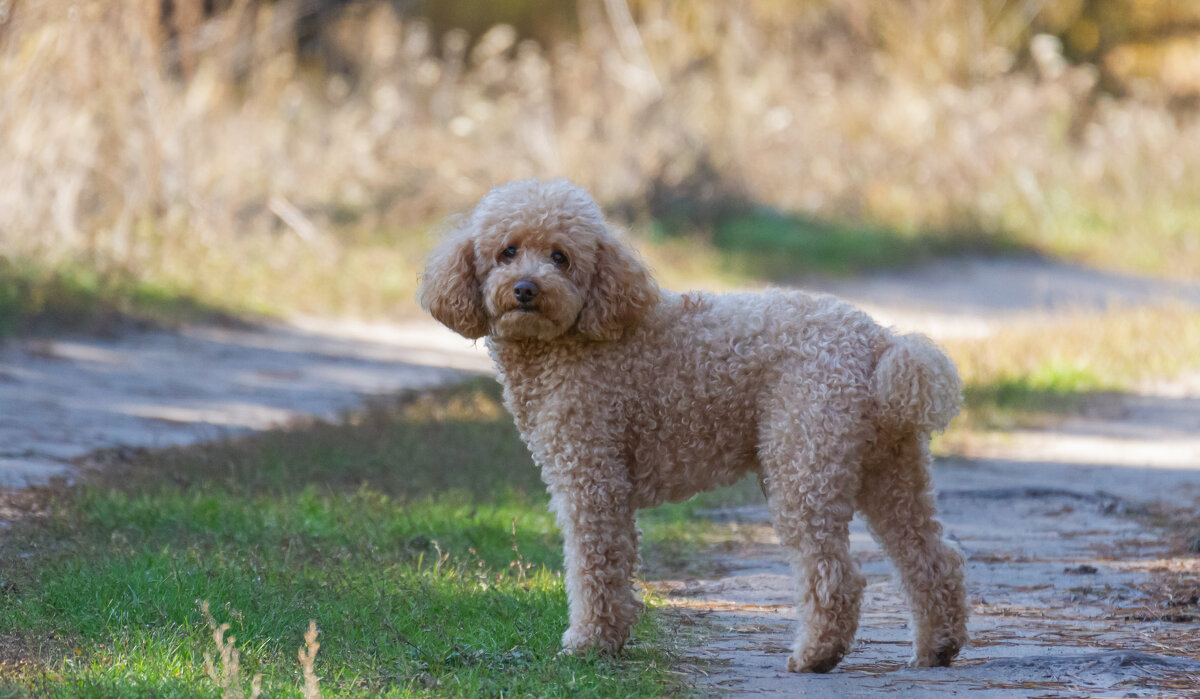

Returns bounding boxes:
[500,246,517,260]
[551,251,568,266]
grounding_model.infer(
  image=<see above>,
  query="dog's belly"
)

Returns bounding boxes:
[621,316,773,507]
[626,405,761,508]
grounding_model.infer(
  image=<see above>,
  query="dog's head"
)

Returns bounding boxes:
[419,179,659,342]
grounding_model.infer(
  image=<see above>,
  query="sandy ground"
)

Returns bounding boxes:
[2,256,1200,695]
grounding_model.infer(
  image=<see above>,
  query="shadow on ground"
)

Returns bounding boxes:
[712,209,1027,279]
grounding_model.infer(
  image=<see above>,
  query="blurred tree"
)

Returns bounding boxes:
[417,0,576,44]
[147,0,264,80]
[146,0,578,78]
[1037,0,1200,96]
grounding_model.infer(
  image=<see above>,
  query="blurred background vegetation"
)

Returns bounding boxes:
[1,0,1198,323]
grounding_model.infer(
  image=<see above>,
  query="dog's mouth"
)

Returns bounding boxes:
[513,304,539,314]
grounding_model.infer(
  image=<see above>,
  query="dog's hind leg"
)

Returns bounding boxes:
[761,413,868,673]
[858,432,968,667]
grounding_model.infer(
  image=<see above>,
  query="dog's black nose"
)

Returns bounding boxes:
[513,279,539,304]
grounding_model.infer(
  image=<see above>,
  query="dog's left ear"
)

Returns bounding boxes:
[418,226,489,339]
[576,236,660,341]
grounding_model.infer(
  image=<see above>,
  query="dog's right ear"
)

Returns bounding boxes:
[418,224,489,339]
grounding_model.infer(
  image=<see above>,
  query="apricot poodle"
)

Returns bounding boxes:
[419,179,968,673]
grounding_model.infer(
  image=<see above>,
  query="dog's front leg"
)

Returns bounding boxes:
[550,480,643,655]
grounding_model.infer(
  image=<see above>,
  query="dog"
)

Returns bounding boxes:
[419,178,968,673]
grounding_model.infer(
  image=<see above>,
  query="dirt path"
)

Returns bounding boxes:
[809,255,1200,338]
[654,259,1200,696]
[655,441,1200,696]
[0,317,488,488]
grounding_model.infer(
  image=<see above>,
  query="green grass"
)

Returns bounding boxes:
[0,257,239,338]
[959,362,1112,429]
[646,208,1026,283]
[0,380,685,697]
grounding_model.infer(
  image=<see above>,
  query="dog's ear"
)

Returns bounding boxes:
[576,236,659,341]
[418,225,489,339]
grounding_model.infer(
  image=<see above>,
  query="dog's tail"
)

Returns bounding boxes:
[871,333,962,434]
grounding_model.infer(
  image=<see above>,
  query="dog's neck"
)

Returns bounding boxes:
[484,336,594,415]
[486,334,590,371]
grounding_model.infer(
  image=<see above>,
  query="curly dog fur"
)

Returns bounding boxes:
[419,179,969,673]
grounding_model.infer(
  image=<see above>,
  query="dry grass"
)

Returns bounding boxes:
[1100,506,1200,672]
[1105,558,1200,680]
[298,620,322,699]
[202,601,264,699]
[1,1,1199,322]
[949,304,1200,388]
[941,304,1200,429]
[198,604,327,699]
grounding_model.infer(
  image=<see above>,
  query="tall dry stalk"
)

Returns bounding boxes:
[298,620,322,699]
[198,600,324,697]
[200,601,263,699]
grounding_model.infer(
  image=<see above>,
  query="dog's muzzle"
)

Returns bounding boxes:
[514,279,540,308]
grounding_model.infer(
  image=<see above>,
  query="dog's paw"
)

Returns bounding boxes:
[787,648,846,674]
[561,625,622,656]
[911,639,962,668]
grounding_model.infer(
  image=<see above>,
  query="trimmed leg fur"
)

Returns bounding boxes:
[763,445,866,672]
[552,489,643,654]
[858,433,969,667]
